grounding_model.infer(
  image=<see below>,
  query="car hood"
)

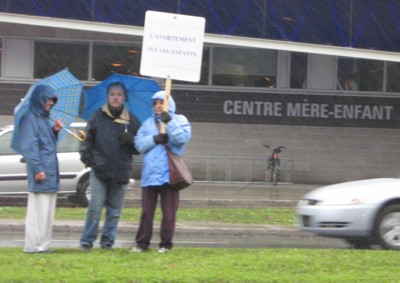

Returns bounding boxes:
[301,178,400,204]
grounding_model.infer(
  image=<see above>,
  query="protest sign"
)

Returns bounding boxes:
[140,11,205,82]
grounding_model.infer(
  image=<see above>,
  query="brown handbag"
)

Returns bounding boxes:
[167,149,193,191]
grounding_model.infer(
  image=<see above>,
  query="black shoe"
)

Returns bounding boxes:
[100,242,113,249]
[80,244,92,251]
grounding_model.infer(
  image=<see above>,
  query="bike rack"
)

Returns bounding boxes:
[188,156,293,184]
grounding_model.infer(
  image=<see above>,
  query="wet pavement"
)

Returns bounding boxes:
[0,231,348,249]
[0,182,350,249]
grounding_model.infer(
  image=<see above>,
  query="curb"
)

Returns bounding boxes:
[0,220,320,240]
[0,196,299,208]
[124,199,298,208]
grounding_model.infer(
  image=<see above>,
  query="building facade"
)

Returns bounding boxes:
[1,0,400,184]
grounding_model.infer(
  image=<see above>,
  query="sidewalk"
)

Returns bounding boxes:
[127,181,320,207]
[0,182,324,240]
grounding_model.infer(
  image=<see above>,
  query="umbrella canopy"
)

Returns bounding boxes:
[81,74,161,123]
[11,68,83,154]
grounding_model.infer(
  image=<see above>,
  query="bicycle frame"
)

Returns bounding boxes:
[264,145,285,185]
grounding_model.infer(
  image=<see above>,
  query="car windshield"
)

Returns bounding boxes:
[0,131,14,155]
[0,125,86,155]
[57,127,85,153]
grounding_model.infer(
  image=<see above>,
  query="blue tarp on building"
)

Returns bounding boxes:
[1,0,399,52]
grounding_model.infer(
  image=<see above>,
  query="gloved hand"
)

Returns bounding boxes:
[119,132,134,146]
[153,133,168,144]
[160,111,172,123]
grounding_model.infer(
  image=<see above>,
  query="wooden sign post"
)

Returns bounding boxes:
[140,11,205,132]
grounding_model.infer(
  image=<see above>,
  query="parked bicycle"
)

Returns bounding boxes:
[263,144,285,185]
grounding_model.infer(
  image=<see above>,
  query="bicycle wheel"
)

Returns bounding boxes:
[267,164,274,182]
[272,170,278,185]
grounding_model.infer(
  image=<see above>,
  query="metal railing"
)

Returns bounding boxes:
[187,156,293,184]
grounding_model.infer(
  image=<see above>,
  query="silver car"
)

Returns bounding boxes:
[0,123,91,206]
[296,178,400,250]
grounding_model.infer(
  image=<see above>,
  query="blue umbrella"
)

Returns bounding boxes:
[81,74,161,123]
[11,68,83,154]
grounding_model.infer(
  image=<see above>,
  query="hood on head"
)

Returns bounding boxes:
[30,85,57,116]
[151,90,176,114]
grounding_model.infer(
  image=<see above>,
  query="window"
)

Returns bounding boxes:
[290,52,308,89]
[0,131,13,155]
[34,41,89,80]
[212,47,277,88]
[386,62,400,93]
[0,38,2,77]
[57,128,82,153]
[337,58,383,91]
[92,43,142,81]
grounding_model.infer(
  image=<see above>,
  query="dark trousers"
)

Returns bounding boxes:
[135,184,179,250]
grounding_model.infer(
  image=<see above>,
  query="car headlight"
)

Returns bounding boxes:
[299,196,369,206]
[320,196,369,205]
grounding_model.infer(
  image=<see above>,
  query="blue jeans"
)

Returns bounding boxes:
[80,171,128,248]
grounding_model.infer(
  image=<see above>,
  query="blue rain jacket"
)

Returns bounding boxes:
[135,91,191,188]
[19,85,60,193]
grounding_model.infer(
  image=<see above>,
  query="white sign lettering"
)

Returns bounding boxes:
[223,100,283,116]
[223,100,394,120]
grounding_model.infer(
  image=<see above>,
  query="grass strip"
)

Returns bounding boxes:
[0,247,399,282]
[0,206,295,226]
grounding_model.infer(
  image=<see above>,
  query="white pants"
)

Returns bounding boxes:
[24,192,57,253]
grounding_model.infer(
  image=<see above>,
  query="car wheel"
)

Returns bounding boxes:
[344,238,371,249]
[76,175,90,207]
[375,204,400,250]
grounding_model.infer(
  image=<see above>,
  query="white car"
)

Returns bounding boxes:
[296,178,400,250]
[0,123,91,206]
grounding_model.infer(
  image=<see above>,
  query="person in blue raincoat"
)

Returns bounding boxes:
[132,90,191,253]
[19,84,64,253]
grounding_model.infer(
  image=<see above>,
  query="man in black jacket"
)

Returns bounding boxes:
[79,81,140,250]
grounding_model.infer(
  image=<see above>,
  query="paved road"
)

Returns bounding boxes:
[0,230,348,249]
[0,182,353,249]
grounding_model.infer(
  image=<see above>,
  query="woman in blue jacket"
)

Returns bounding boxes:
[133,90,191,253]
[19,84,63,253]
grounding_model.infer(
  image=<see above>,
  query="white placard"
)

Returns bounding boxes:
[140,11,206,82]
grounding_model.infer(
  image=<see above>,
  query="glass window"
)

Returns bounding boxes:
[0,131,13,155]
[386,62,400,93]
[337,58,383,91]
[173,48,209,85]
[92,44,142,81]
[34,41,89,80]
[290,52,307,89]
[212,47,277,88]
[0,38,2,77]
[57,128,82,153]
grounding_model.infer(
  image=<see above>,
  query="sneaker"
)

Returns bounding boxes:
[24,249,56,254]
[158,248,170,253]
[131,247,144,253]
[41,249,56,254]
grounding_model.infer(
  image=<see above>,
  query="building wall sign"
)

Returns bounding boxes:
[174,90,400,128]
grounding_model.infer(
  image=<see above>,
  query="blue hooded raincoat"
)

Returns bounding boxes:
[135,91,191,188]
[19,85,60,193]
